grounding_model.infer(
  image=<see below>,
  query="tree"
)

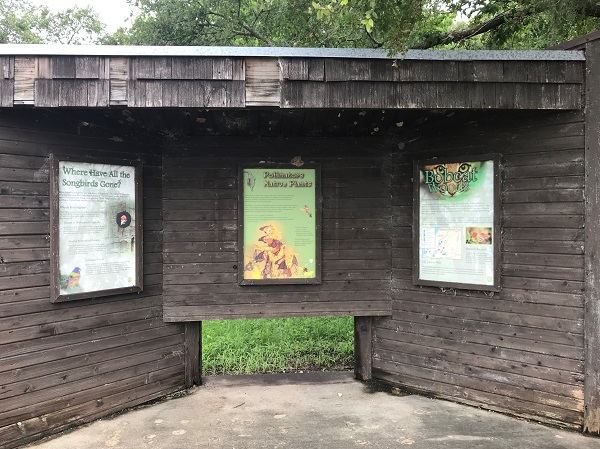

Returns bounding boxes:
[108,0,375,47]
[311,0,600,50]
[0,0,106,45]
[111,0,600,50]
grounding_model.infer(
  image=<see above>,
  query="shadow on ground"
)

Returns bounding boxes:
[25,371,600,449]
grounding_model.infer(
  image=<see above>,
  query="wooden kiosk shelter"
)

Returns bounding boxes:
[0,34,599,447]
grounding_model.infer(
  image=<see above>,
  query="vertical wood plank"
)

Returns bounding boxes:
[354,316,373,381]
[109,57,128,106]
[14,57,36,104]
[232,58,245,81]
[59,80,88,106]
[0,79,14,107]
[184,322,201,388]
[162,81,179,107]
[324,58,347,81]
[496,83,517,109]
[457,61,475,82]
[154,57,172,79]
[308,59,325,81]
[565,61,585,84]
[136,57,155,79]
[172,58,194,79]
[432,61,458,81]
[226,80,245,108]
[99,57,109,79]
[369,60,394,81]
[0,56,10,79]
[37,57,51,79]
[145,81,163,107]
[193,81,205,107]
[584,39,600,435]
[394,61,433,82]
[213,57,233,80]
[128,80,147,108]
[51,57,76,78]
[472,61,504,82]
[557,84,584,110]
[9,56,14,80]
[282,59,308,80]
[75,57,100,79]
[176,81,194,107]
[193,58,213,79]
[503,61,528,83]
[87,80,109,107]
[34,79,52,107]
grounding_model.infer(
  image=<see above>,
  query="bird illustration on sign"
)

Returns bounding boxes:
[300,205,312,217]
[62,267,81,290]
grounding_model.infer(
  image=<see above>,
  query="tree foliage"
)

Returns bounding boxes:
[107,0,374,47]
[0,0,105,45]
[2,0,598,49]
[312,0,600,50]
[110,0,600,50]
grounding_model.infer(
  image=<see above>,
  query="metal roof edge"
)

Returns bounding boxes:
[0,44,586,61]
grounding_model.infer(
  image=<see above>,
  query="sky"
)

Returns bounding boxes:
[29,0,139,33]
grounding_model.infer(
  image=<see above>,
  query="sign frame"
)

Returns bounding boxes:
[413,154,500,292]
[238,163,322,286]
[49,154,144,303]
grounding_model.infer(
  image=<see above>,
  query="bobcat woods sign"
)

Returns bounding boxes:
[413,156,500,291]
[239,165,321,285]
[49,155,143,303]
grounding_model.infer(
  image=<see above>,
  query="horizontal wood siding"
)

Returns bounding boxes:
[0,109,185,449]
[162,137,393,321]
[280,59,584,110]
[373,110,585,428]
[0,54,584,109]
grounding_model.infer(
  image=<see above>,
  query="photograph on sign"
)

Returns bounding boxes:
[50,156,143,302]
[414,157,499,291]
[239,165,321,285]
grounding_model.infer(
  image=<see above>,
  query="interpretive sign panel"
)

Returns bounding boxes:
[413,155,500,291]
[50,155,143,303]
[239,164,321,285]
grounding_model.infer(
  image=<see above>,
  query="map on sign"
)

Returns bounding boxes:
[421,227,462,260]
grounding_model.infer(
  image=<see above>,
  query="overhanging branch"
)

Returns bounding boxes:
[412,6,538,49]
[206,9,274,46]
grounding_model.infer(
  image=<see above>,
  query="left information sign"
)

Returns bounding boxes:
[50,155,143,303]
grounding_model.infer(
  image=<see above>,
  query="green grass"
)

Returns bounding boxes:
[202,316,354,375]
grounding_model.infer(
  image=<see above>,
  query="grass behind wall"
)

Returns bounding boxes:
[202,317,354,375]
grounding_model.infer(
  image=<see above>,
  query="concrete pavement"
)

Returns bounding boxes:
[24,371,600,449]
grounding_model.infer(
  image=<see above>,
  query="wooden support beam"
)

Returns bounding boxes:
[184,322,202,388]
[354,316,373,381]
[584,39,600,434]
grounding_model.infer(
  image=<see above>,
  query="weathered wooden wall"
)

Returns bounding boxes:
[281,58,584,109]
[373,110,585,428]
[0,109,185,449]
[162,137,393,321]
[0,54,585,109]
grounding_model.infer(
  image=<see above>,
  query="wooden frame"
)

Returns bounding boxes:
[49,154,143,303]
[413,154,500,292]
[238,162,322,285]
[584,38,600,434]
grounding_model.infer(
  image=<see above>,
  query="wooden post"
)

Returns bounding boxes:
[184,322,202,388]
[585,39,600,434]
[354,316,373,381]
